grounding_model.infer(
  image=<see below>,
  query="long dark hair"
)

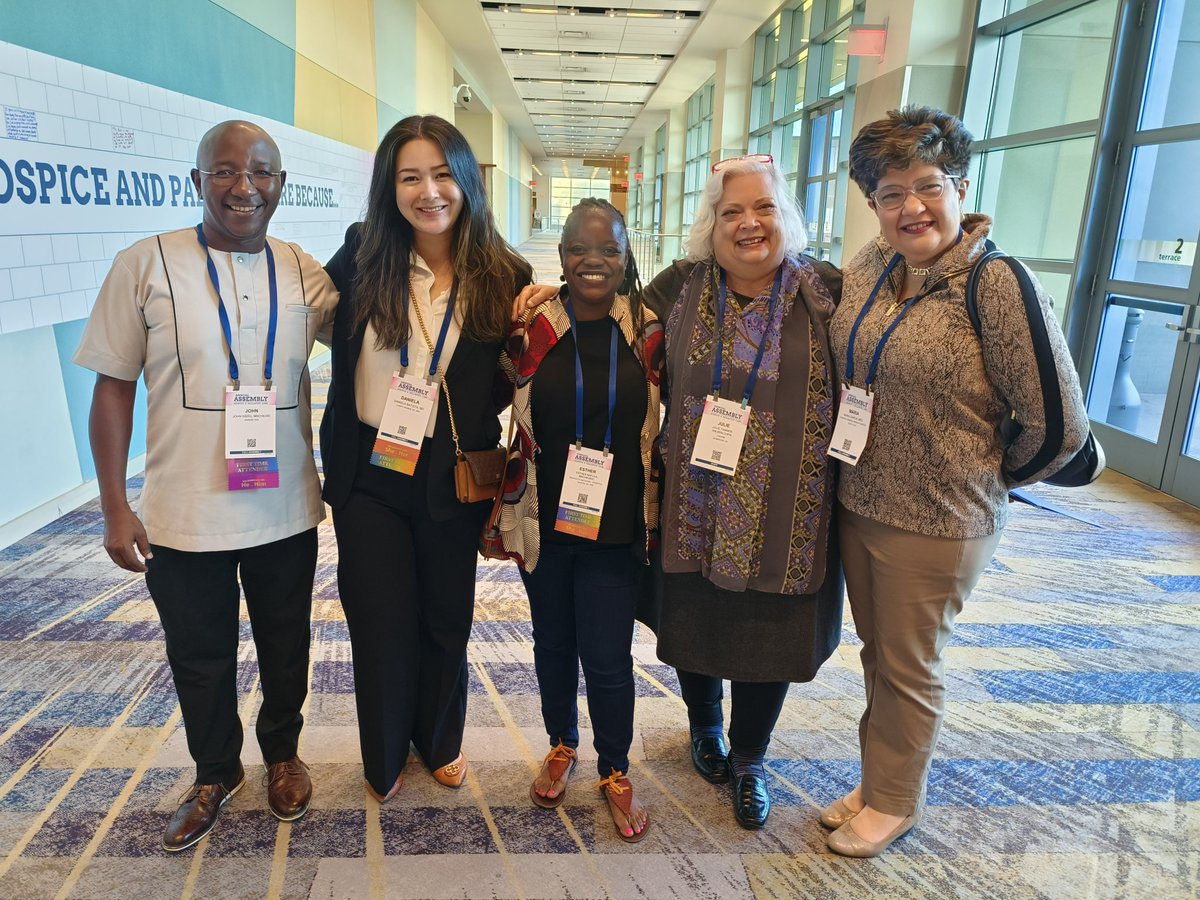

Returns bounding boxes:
[561,197,647,355]
[353,115,532,347]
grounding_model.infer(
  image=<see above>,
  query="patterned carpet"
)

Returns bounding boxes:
[1,233,1197,898]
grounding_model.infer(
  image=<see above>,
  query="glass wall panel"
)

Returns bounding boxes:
[1111,140,1200,290]
[987,0,1119,138]
[971,138,1095,261]
[1140,0,1200,130]
[819,28,849,97]
[1086,298,1185,440]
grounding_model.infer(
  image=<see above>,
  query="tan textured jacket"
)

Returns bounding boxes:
[831,215,1089,538]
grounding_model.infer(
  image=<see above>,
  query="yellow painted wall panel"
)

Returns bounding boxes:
[296,0,376,95]
[296,0,339,76]
[336,0,377,95]
[339,78,380,152]
[294,55,344,144]
[415,5,453,121]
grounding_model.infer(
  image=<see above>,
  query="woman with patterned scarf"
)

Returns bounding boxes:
[640,155,844,830]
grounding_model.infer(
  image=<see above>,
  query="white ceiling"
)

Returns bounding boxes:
[418,0,786,172]
[481,1,704,159]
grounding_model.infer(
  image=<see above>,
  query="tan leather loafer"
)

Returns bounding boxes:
[162,763,245,852]
[265,757,311,822]
[432,752,468,788]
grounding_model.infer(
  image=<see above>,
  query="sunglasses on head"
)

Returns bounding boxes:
[711,153,774,173]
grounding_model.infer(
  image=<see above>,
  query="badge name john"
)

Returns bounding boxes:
[689,396,751,475]
[371,372,438,474]
[554,446,614,540]
[225,387,279,490]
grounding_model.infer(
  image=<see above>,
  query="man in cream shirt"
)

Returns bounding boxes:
[74,120,337,851]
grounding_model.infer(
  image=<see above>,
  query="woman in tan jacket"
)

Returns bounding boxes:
[824,107,1089,857]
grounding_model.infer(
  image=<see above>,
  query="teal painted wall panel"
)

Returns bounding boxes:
[53,320,147,484]
[1,0,295,124]
[212,0,296,50]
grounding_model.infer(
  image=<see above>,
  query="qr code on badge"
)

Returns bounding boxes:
[247,438,257,448]
[712,450,722,462]
[841,439,852,451]
[577,493,588,503]
[397,425,407,435]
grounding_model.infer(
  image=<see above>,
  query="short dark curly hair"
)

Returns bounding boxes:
[848,106,975,197]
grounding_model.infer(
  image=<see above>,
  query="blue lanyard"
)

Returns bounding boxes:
[565,300,619,452]
[195,224,278,388]
[401,278,458,380]
[844,252,914,387]
[713,266,784,407]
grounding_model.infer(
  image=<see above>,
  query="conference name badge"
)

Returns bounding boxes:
[371,371,438,474]
[225,387,278,490]
[828,384,874,465]
[554,446,614,540]
[689,396,751,475]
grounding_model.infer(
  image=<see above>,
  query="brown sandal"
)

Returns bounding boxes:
[530,741,577,808]
[596,769,650,843]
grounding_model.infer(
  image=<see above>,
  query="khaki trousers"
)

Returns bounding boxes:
[838,505,1002,816]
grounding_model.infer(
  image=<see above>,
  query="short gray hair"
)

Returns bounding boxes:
[685,158,809,261]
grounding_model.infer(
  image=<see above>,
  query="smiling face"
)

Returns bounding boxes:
[191,122,284,253]
[871,162,968,268]
[711,172,785,289]
[559,208,627,320]
[394,137,464,252]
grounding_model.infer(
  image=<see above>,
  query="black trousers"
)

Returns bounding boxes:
[333,426,487,796]
[519,541,641,776]
[674,669,790,758]
[144,527,317,784]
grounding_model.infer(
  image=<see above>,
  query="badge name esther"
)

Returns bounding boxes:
[554,446,614,540]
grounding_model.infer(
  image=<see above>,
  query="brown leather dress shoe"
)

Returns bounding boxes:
[265,757,312,822]
[162,763,245,852]
[432,752,468,788]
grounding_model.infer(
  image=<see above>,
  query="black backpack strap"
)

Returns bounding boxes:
[964,239,1005,339]
[966,240,1069,483]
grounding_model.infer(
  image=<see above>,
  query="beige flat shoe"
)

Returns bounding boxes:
[827,813,917,858]
[819,795,863,829]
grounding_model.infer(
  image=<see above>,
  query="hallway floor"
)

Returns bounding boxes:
[0,233,1196,898]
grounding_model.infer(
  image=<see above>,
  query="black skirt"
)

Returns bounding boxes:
[647,546,844,684]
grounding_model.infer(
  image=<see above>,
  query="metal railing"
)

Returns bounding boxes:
[628,228,688,282]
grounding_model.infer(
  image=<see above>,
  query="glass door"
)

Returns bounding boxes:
[1079,0,1200,505]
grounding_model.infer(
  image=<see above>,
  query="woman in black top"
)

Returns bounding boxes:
[496,199,664,841]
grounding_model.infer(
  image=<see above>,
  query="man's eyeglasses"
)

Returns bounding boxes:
[711,153,774,173]
[870,175,960,211]
[198,169,283,188]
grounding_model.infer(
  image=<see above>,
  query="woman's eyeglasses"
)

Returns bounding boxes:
[711,154,774,173]
[870,175,960,210]
[197,169,284,188]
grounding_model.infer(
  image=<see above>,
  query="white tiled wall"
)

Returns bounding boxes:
[0,40,374,336]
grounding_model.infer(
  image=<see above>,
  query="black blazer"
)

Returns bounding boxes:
[320,223,517,520]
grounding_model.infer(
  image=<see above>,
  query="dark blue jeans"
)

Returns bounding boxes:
[520,542,641,776]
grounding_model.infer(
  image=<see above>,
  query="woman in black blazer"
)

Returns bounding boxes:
[321,115,533,801]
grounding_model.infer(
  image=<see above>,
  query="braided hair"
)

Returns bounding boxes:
[561,198,646,351]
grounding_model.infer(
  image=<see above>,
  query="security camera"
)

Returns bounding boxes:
[453,84,473,108]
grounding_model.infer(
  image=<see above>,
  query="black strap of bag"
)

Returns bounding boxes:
[964,241,1104,487]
